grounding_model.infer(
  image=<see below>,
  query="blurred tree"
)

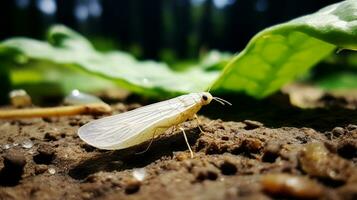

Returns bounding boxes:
[56,0,76,29]
[140,0,163,59]
[0,1,15,39]
[0,0,343,59]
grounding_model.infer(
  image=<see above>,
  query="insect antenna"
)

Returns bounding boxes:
[213,98,225,105]
[213,97,232,106]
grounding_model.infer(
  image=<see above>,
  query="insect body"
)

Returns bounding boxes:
[78,92,216,151]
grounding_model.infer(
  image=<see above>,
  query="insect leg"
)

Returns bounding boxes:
[194,114,204,134]
[179,127,194,158]
[135,126,170,155]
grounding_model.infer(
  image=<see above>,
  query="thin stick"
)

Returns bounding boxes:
[180,127,194,158]
[0,103,112,119]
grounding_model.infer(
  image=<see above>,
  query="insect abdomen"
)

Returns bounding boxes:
[110,103,202,150]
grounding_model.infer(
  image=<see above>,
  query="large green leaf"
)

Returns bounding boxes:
[0,0,356,98]
[212,0,357,97]
[0,26,218,97]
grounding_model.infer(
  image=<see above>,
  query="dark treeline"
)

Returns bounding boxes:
[0,0,340,60]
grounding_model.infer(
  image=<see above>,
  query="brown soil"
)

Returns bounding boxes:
[0,93,357,200]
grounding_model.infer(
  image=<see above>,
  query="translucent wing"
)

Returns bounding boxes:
[78,93,201,150]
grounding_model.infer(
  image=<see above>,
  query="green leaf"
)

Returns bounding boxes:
[0,26,219,97]
[10,60,117,98]
[212,0,357,97]
[0,0,356,99]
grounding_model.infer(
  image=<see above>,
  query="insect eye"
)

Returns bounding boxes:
[202,95,208,101]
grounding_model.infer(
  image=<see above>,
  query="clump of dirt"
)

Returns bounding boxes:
[0,94,356,200]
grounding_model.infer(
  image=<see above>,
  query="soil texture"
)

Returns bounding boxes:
[0,93,356,200]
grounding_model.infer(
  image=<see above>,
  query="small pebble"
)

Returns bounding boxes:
[133,168,147,181]
[3,144,11,150]
[332,127,344,137]
[346,124,357,132]
[261,173,323,198]
[9,89,32,107]
[299,143,353,182]
[4,151,27,168]
[48,167,56,174]
[33,144,55,165]
[243,120,263,130]
[64,89,103,105]
[1,150,26,186]
[37,144,55,156]
[21,140,34,149]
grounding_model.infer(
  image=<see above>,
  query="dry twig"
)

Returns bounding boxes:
[0,103,112,119]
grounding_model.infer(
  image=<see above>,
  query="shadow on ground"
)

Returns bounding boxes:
[69,128,200,180]
[202,93,357,131]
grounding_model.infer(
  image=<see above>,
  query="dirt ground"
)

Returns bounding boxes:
[0,91,356,200]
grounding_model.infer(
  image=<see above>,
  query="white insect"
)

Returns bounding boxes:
[78,92,230,157]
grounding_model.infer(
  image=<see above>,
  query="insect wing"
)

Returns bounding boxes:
[78,94,198,149]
